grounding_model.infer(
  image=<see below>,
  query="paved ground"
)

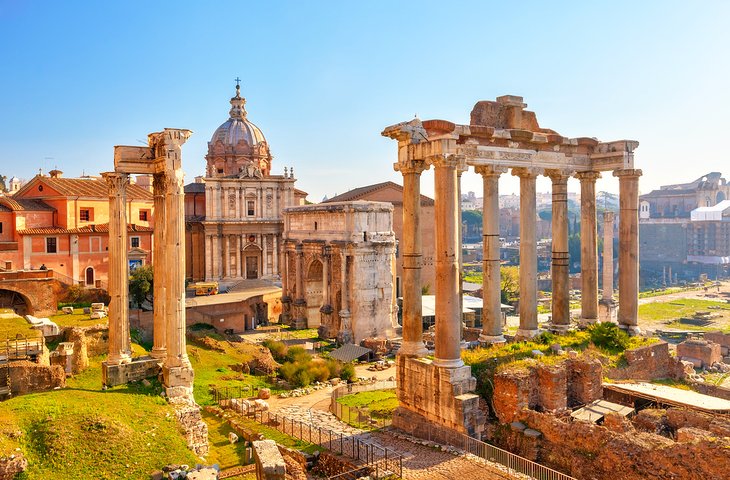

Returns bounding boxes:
[272,404,521,480]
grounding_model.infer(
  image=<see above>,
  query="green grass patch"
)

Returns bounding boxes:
[0,350,196,480]
[638,298,730,323]
[201,410,253,470]
[0,315,37,339]
[336,390,398,419]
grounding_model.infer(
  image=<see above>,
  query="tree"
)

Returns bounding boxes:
[500,266,519,304]
[129,264,153,308]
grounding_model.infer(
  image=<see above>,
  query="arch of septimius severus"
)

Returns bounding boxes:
[383,95,640,437]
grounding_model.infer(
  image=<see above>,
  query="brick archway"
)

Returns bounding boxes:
[0,272,62,317]
[0,288,32,316]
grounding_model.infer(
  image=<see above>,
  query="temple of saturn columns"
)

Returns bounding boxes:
[102,128,195,402]
[383,95,641,437]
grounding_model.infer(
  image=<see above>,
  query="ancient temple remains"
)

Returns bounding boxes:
[383,95,641,437]
[281,201,398,343]
[102,129,195,402]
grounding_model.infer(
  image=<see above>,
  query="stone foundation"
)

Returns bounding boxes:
[173,403,209,457]
[163,363,195,401]
[394,355,484,437]
[676,339,722,368]
[607,341,688,381]
[8,361,65,395]
[101,356,161,388]
[65,325,108,373]
[705,331,730,356]
[253,439,286,480]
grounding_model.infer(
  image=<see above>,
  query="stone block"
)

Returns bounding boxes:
[253,439,286,479]
[523,428,542,438]
[102,357,161,387]
[677,339,722,368]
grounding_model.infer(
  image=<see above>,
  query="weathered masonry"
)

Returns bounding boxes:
[383,95,641,437]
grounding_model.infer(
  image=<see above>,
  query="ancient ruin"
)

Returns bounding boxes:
[281,201,398,343]
[383,95,642,437]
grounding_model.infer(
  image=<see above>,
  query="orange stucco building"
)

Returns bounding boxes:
[0,171,154,287]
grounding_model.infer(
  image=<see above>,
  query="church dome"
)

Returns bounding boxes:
[209,84,266,147]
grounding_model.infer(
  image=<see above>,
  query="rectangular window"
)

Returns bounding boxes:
[247,200,255,216]
[90,236,102,252]
[139,210,149,221]
[130,236,140,248]
[46,237,57,253]
[79,209,91,222]
[0,222,3,234]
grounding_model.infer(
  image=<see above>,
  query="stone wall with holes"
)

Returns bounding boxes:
[606,342,689,381]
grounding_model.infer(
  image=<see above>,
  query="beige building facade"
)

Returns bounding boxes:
[185,84,306,283]
[282,201,398,343]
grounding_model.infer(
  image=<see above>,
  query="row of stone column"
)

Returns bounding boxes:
[103,170,190,369]
[396,159,642,368]
[204,233,279,280]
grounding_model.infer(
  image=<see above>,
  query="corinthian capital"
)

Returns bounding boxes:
[101,172,129,195]
[394,160,429,175]
[474,165,508,178]
[575,171,601,182]
[544,169,572,184]
[427,154,459,169]
[511,167,541,179]
[153,172,168,196]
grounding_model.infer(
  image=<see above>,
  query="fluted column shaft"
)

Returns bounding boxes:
[476,166,506,343]
[103,172,132,365]
[322,247,330,306]
[295,244,304,302]
[513,168,539,337]
[547,170,571,330]
[432,155,463,368]
[164,170,191,368]
[150,173,167,360]
[577,171,600,324]
[394,160,429,357]
[223,235,230,278]
[615,169,642,332]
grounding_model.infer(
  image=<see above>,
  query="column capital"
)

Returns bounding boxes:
[101,172,129,193]
[511,167,541,179]
[152,172,167,196]
[475,165,508,177]
[544,169,572,183]
[164,169,185,192]
[613,168,643,179]
[394,160,429,175]
[575,170,601,182]
[427,154,459,169]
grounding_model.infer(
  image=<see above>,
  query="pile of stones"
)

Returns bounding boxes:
[151,464,220,480]
[367,360,394,371]
[277,381,331,398]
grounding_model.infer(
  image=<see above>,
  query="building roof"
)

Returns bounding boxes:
[17,223,153,235]
[329,344,372,363]
[642,172,726,199]
[210,85,266,148]
[0,197,55,212]
[605,382,730,414]
[571,399,634,423]
[14,175,152,200]
[185,182,206,194]
[324,181,435,206]
[691,199,730,221]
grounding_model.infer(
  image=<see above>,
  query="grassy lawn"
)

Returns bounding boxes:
[187,335,281,406]
[638,298,730,324]
[201,410,253,470]
[0,349,197,480]
[0,314,37,339]
[336,390,398,419]
[50,309,108,329]
[1,308,108,341]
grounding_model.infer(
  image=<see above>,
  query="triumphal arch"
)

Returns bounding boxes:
[102,128,195,402]
[383,95,640,437]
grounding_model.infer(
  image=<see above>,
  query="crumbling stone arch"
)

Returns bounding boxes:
[0,288,33,317]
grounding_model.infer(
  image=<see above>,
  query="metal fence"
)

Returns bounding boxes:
[211,384,261,404]
[330,380,397,430]
[402,421,577,480]
[211,386,403,478]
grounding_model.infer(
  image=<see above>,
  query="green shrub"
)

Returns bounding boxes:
[340,363,356,382]
[262,339,288,362]
[285,346,310,363]
[535,331,556,345]
[293,368,312,388]
[588,322,630,352]
[189,323,216,332]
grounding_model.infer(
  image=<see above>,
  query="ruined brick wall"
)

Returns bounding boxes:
[566,357,603,407]
[8,361,65,394]
[705,331,730,354]
[536,365,567,412]
[493,368,535,423]
[490,409,730,480]
[173,404,209,457]
[311,452,365,479]
[607,342,686,381]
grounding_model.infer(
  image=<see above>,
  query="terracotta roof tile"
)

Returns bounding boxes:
[0,197,55,212]
[324,181,434,206]
[17,223,152,235]
[19,176,152,200]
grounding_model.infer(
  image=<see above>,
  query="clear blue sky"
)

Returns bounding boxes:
[1,0,728,201]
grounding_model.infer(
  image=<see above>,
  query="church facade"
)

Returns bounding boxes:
[185,84,306,283]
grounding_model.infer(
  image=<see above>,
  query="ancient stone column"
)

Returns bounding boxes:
[223,235,230,278]
[576,171,601,325]
[337,250,353,344]
[547,170,571,332]
[393,160,429,357]
[512,167,539,339]
[319,244,334,337]
[602,211,615,301]
[293,243,306,327]
[163,168,194,389]
[204,234,213,281]
[432,155,463,368]
[614,169,642,334]
[150,173,167,360]
[476,166,506,344]
[236,235,242,278]
[102,172,132,365]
